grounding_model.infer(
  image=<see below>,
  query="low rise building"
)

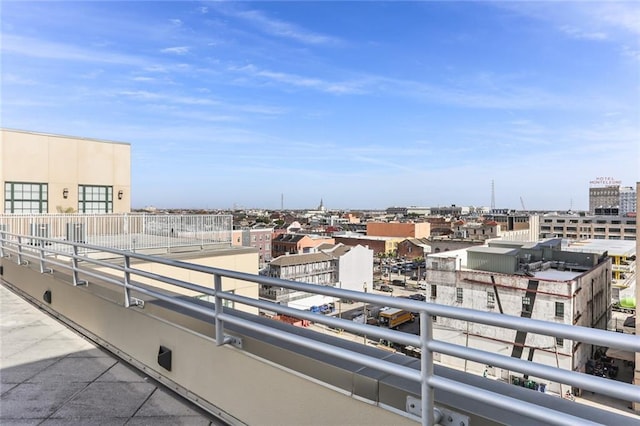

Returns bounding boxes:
[367,221,431,239]
[483,211,531,232]
[262,244,373,310]
[240,226,273,266]
[271,233,335,258]
[424,239,611,394]
[429,205,470,217]
[563,239,636,303]
[452,220,500,240]
[540,214,636,241]
[396,238,431,259]
[333,232,401,256]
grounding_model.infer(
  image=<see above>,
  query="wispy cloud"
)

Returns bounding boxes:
[160,46,190,55]
[1,34,149,66]
[621,45,640,61]
[229,64,367,94]
[3,73,37,85]
[131,76,156,82]
[113,88,284,118]
[219,6,341,46]
[559,25,607,41]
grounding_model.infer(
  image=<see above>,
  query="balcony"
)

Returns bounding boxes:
[1,230,639,426]
[0,213,233,254]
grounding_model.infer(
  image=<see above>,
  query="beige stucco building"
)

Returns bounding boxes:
[1,128,131,214]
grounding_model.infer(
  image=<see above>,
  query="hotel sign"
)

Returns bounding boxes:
[589,176,621,187]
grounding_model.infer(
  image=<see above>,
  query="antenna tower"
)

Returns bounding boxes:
[281,193,284,211]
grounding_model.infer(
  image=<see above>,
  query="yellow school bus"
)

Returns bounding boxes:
[379,308,414,329]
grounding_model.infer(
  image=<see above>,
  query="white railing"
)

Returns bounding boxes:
[0,213,232,253]
[1,230,638,426]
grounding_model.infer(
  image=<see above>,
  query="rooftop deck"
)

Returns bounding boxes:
[0,283,217,425]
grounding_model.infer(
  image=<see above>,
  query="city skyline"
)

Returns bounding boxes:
[2,1,639,210]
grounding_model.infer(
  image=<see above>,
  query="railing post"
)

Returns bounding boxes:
[16,235,24,265]
[124,254,131,307]
[71,244,86,286]
[420,311,434,426]
[38,239,51,274]
[214,274,226,345]
[0,229,5,258]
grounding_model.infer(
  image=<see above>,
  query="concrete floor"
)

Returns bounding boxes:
[0,282,221,426]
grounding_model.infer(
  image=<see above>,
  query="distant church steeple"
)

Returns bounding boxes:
[318,198,325,212]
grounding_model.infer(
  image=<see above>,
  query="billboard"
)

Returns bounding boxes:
[589,177,621,187]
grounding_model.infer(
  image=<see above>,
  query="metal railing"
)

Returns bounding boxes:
[1,230,638,426]
[0,213,232,253]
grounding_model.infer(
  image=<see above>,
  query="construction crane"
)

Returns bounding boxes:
[520,196,526,211]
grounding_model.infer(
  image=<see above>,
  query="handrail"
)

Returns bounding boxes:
[1,230,638,426]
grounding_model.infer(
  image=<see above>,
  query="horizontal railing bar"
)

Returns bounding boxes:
[124,281,219,320]
[2,230,638,353]
[428,375,601,426]
[125,267,217,296]
[221,291,422,348]
[218,312,422,383]
[429,340,640,402]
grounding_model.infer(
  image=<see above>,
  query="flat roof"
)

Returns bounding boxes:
[1,128,131,146]
[334,234,399,241]
[533,269,582,281]
[467,246,519,255]
[564,239,636,257]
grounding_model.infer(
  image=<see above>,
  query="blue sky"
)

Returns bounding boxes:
[2,1,639,211]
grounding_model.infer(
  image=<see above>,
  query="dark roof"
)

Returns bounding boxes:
[273,234,306,243]
[270,252,335,267]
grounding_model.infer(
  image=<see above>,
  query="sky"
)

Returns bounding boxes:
[1,1,639,211]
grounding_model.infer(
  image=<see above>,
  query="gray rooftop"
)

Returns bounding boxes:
[467,246,519,256]
[270,251,334,266]
[564,239,636,257]
[0,282,218,425]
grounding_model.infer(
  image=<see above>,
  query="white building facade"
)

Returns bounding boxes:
[424,241,611,395]
[262,244,373,310]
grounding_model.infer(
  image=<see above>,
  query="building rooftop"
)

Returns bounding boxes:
[269,251,334,266]
[1,127,131,146]
[467,246,519,256]
[334,233,399,241]
[533,269,583,281]
[0,283,216,425]
[564,239,636,257]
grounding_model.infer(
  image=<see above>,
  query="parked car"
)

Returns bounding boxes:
[409,294,426,301]
[418,283,427,290]
[379,285,394,293]
[391,279,405,287]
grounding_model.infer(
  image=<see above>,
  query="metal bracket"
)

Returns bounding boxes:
[42,268,53,274]
[75,280,88,286]
[129,297,145,308]
[406,396,470,426]
[223,335,243,349]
